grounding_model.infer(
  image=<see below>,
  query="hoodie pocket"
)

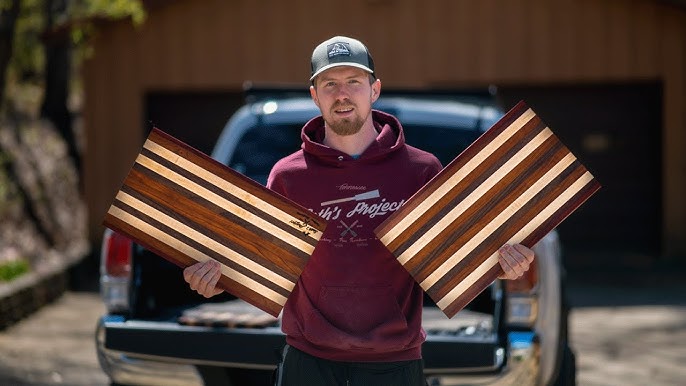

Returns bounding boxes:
[303,286,410,351]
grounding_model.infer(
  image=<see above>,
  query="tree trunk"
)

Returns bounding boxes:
[40,0,81,176]
[0,0,21,106]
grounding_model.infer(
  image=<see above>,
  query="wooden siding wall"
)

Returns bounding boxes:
[83,0,686,257]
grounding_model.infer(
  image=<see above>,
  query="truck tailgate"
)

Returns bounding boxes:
[103,305,503,373]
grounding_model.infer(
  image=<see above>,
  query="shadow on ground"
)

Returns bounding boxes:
[563,250,686,308]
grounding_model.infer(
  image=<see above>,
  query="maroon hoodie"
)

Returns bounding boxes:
[267,110,442,362]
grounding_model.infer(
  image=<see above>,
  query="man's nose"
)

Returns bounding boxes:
[334,84,352,100]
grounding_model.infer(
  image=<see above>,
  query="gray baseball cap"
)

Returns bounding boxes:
[310,36,375,81]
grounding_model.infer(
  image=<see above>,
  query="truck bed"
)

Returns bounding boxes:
[102,299,503,373]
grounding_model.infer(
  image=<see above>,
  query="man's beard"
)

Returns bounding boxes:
[328,115,366,136]
[326,102,366,136]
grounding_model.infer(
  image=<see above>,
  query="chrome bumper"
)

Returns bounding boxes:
[96,316,203,386]
[96,316,539,386]
[426,332,540,386]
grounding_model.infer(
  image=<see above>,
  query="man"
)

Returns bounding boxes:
[184,36,534,386]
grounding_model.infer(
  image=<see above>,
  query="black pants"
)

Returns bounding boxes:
[274,345,427,386]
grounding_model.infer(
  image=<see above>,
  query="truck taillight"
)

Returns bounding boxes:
[504,259,539,294]
[100,229,132,313]
[103,230,132,277]
[505,259,539,327]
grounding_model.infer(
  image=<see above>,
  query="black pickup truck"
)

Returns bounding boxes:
[95,89,576,386]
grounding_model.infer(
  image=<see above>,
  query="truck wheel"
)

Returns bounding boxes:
[226,368,273,386]
[197,365,273,386]
[196,365,231,386]
[552,344,577,386]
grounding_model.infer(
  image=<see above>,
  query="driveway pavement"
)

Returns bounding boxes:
[0,291,108,386]
[566,277,686,386]
[0,273,684,385]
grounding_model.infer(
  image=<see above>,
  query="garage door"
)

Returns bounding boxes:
[497,82,662,259]
[145,91,245,154]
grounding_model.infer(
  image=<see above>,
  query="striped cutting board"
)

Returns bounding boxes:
[375,101,600,318]
[103,128,327,317]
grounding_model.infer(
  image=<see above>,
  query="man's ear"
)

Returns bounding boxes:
[371,79,381,103]
[310,85,320,107]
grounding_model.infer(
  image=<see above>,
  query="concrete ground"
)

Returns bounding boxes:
[0,267,684,385]
[565,272,686,386]
[0,291,109,385]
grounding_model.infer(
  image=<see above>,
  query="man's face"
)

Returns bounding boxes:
[310,66,380,136]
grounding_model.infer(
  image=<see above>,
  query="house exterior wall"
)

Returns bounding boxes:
[83,0,686,258]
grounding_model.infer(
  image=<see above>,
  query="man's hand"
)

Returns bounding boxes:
[497,244,535,280]
[183,260,225,298]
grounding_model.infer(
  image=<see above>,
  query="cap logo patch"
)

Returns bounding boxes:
[327,42,351,58]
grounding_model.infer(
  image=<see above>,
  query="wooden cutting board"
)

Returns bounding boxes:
[178,299,279,328]
[103,128,327,317]
[375,101,600,318]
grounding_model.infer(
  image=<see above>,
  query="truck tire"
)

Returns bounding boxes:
[196,365,232,385]
[197,365,272,386]
[552,344,577,386]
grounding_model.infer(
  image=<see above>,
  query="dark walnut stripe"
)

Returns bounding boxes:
[139,146,319,248]
[441,264,503,318]
[399,127,560,277]
[386,115,549,256]
[105,201,288,317]
[406,138,568,283]
[395,126,555,268]
[107,191,294,305]
[130,153,317,260]
[427,161,587,301]
[103,128,328,317]
[376,101,534,239]
[520,177,601,247]
[126,162,311,277]
[147,129,326,234]
[139,140,322,248]
[374,101,600,318]
[112,188,294,299]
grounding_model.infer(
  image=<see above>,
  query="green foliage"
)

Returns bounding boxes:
[70,0,147,61]
[0,0,17,11]
[9,0,44,84]
[75,0,146,25]
[0,258,30,282]
[6,0,146,86]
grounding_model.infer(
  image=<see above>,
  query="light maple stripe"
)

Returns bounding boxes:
[135,153,315,255]
[435,171,595,309]
[396,128,553,265]
[380,108,537,246]
[420,152,577,289]
[434,254,500,309]
[113,190,296,292]
[107,204,289,306]
[143,139,322,243]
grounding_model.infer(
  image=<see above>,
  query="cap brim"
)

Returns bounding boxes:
[310,63,374,81]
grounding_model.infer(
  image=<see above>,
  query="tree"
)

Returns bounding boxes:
[1,0,146,175]
[0,0,20,106]
[41,0,78,172]
[0,0,145,252]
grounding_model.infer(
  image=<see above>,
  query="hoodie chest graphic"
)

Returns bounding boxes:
[315,189,405,221]
[310,188,405,247]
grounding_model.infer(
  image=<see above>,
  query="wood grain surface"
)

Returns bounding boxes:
[177,299,278,328]
[375,101,600,318]
[103,128,327,317]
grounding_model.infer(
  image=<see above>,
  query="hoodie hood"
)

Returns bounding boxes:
[300,110,406,165]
